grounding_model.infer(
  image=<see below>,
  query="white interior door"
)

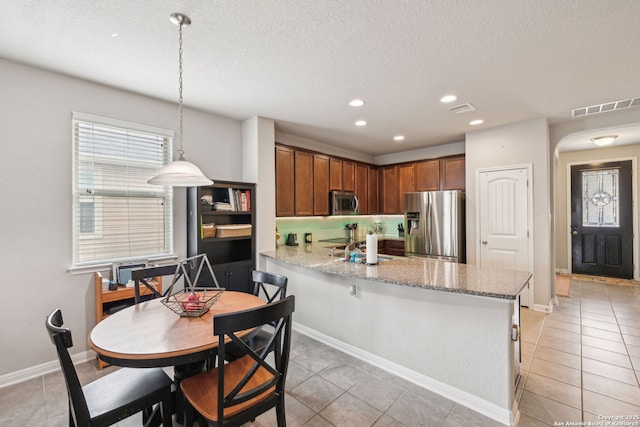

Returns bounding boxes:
[477,166,532,307]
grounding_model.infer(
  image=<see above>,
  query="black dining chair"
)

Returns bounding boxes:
[45,309,173,427]
[224,271,288,362]
[130,264,181,304]
[180,295,295,427]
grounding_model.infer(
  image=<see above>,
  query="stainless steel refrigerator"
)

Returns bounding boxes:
[404,190,465,262]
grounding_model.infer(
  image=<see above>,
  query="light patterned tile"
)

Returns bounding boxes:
[518,391,581,425]
[583,372,640,406]
[533,346,580,368]
[288,375,344,412]
[583,390,640,417]
[524,373,581,409]
[320,392,382,427]
[385,390,451,426]
[581,325,623,342]
[582,358,638,386]
[442,404,504,427]
[348,374,404,412]
[528,358,581,387]
[581,318,620,332]
[582,334,628,354]
[582,345,633,369]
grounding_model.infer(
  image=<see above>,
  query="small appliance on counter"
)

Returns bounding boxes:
[286,233,298,246]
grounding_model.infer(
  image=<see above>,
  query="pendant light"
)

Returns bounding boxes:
[148,13,213,187]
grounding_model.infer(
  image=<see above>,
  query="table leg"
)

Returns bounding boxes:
[173,360,206,424]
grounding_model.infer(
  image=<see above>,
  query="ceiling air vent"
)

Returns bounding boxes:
[448,103,476,114]
[572,96,640,118]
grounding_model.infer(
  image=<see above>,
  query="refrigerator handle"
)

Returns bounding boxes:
[426,196,432,254]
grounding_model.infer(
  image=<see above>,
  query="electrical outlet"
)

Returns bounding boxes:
[349,284,357,296]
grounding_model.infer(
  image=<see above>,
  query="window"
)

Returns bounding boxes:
[72,112,174,269]
[581,168,620,227]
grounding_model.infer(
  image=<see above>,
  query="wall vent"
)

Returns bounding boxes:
[572,97,640,118]
[448,103,476,114]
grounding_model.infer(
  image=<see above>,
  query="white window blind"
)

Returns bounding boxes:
[72,112,174,268]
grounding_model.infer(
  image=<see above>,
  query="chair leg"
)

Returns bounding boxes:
[276,398,286,427]
[184,399,194,427]
[162,391,173,427]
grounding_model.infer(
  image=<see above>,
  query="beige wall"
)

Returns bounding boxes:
[466,118,552,310]
[555,144,640,277]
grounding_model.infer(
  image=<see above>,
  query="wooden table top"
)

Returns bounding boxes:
[89,291,264,367]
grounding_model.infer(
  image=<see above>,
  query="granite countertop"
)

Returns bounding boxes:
[261,244,532,300]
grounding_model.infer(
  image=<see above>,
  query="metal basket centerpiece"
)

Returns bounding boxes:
[161,254,224,317]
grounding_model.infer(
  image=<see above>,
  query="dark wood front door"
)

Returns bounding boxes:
[571,161,633,278]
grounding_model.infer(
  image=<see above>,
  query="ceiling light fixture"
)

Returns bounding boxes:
[591,135,617,146]
[469,119,484,126]
[393,135,405,141]
[349,99,365,107]
[148,13,213,187]
[355,120,367,127]
[440,95,457,103]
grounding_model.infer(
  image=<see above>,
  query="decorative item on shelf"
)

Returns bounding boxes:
[202,223,216,238]
[161,254,224,317]
[200,195,213,211]
[216,224,252,238]
[147,13,212,187]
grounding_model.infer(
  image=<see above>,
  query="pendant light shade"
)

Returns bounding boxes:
[148,160,213,186]
[148,13,213,187]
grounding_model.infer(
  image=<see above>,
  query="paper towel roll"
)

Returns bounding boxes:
[366,233,378,265]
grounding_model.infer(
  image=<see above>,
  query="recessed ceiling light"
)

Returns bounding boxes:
[469,119,484,126]
[440,95,457,103]
[111,33,119,38]
[591,135,617,146]
[355,120,367,127]
[393,135,405,142]
[349,99,365,107]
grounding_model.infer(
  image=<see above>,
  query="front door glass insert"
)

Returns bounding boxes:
[582,168,619,227]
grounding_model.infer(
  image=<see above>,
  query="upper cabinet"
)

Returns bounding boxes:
[354,163,368,214]
[275,146,294,217]
[313,154,330,216]
[294,151,314,216]
[415,159,440,191]
[329,158,343,190]
[342,161,355,192]
[274,143,464,216]
[379,165,399,214]
[441,155,465,190]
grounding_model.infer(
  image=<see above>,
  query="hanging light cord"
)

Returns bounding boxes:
[177,20,185,160]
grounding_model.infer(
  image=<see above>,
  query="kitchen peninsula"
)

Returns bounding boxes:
[261,245,531,426]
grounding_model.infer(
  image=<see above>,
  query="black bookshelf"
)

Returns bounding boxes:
[187,180,256,293]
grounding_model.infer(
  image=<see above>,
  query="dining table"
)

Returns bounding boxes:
[88,290,265,423]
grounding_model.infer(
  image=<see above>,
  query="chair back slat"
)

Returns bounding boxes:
[252,270,287,304]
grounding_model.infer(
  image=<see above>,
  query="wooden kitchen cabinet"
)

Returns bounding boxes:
[367,166,379,214]
[379,165,399,214]
[313,154,330,215]
[275,146,295,216]
[398,164,415,210]
[415,160,440,191]
[295,151,314,216]
[329,158,343,190]
[343,161,355,192]
[354,163,368,214]
[441,156,465,190]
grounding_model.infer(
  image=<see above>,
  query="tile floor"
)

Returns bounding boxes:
[2,275,640,426]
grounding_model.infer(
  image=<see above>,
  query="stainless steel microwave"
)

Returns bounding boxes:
[330,191,359,215]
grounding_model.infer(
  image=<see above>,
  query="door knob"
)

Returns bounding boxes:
[571,230,578,235]
[481,240,488,245]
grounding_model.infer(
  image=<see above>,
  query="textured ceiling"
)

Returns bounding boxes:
[2,0,639,155]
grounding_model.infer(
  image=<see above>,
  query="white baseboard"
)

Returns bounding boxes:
[293,323,514,426]
[533,300,554,313]
[0,350,96,388]
[555,268,571,275]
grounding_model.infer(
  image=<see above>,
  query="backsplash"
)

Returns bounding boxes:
[275,215,404,246]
